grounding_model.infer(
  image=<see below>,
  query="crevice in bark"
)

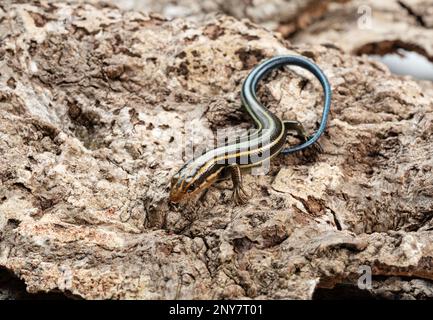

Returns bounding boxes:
[312,275,433,300]
[314,275,433,300]
[328,207,342,231]
[0,267,79,300]
[313,283,376,300]
[397,1,427,28]
[354,40,433,63]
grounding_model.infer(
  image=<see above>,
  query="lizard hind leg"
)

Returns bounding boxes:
[228,164,249,205]
[282,120,322,160]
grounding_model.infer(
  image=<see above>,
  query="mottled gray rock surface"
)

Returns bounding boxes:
[0,1,432,299]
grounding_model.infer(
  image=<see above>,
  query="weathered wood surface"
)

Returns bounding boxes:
[112,0,349,37]
[0,1,432,299]
[292,0,433,61]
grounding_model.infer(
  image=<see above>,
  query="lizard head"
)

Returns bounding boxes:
[169,161,222,203]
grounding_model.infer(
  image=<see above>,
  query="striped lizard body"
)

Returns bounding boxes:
[169,55,332,205]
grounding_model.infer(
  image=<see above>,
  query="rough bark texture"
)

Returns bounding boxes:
[118,0,350,38]
[119,0,433,61]
[292,0,433,62]
[0,1,432,299]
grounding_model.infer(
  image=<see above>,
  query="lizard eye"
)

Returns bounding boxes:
[187,182,197,193]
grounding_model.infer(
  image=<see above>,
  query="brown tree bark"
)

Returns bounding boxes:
[0,1,432,299]
[293,0,433,62]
